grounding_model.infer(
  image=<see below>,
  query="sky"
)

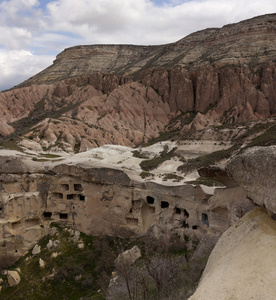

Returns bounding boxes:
[0,0,275,91]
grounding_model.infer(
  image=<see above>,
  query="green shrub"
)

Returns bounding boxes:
[178,144,240,173]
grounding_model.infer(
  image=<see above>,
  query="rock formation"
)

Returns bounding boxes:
[1,14,276,152]
[226,146,276,216]
[189,208,276,300]
[7,270,21,286]
[189,145,276,299]
[0,150,211,262]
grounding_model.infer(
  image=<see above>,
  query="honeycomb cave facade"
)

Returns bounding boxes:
[0,161,215,262]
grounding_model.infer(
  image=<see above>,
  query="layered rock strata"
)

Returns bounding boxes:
[1,14,276,151]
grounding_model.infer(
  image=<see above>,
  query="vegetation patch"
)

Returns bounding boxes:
[132,150,150,159]
[241,124,276,148]
[0,224,120,299]
[186,176,224,187]
[40,153,62,159]
[140,171,154,179]
[162,173,183,182]
[0,139,24,152]
[0,224,207,300]
[142,130,179,147]
[140,146,177,171]
[178,144,240,173]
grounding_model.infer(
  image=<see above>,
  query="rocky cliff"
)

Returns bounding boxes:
[189,145,276,299]
[1,14,276,152]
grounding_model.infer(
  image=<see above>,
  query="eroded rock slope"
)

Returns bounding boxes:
[1,14,276,152]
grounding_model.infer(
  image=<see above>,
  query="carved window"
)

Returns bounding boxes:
[184,209,189,218]
[43,212,52,218]
[202,213,209,226]
[67,194,74,200]
[74,184,83,192]
[146,196,155,204]
[174,207,181,214]
[60,213,68,219]
[53,193,63,200]
[183,221,189,228]
[161,201,169,208]
[60,184,69,191]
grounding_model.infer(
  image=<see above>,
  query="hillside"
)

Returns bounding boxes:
[0,14,276,153]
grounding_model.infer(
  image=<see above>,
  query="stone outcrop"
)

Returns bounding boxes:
[226,146,276,215]
[115,245,141,266]
[0,153,211,261]
[189,146,276,299]
[189,208,276,300]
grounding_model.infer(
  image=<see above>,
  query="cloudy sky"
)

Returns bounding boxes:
[0,0,275,91]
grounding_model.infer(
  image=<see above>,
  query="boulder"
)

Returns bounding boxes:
[78,242,84,249]
[39,258,45,268]
[50,252,59,259]
[189,208,276,300]
[32,244,41,255]
[115,245,141,266]
[7,270,21,286]
[46,240,53,250]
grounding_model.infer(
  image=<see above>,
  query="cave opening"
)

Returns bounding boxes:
[67,194,74,200]
[61,184,69,191]
[53,193,63,200]
[192,225,198,230]
[60,213,68,219]
[202,213,209,226]
[183,221,189,228]
[43,212,52,218]
[74,184,83,192]
[175,207,181,214]
[161,201,169,208]
[146,196,155,204]
[184,209,189,218]
[79,194,85,201]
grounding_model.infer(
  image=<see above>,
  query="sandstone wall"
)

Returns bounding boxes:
[0,158,211,261]
[189,208,276,300]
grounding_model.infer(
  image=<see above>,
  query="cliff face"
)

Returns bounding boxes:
[0,152,211,262]
[1,14,276,151]
[18,14,276,85]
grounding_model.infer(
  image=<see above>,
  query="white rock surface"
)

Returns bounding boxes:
[39,258,45,268]
[7,270,21,286]
[50,252,59,259]
[116,245,141,266]
[46,240,53,250]
[78,242,84,249]
[32,244,41,255]
[189,208,276,300]
[227,146,276,215]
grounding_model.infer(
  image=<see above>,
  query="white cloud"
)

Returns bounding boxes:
[0,49,54,91]
[43,0,276,46]
[0,27,32,49]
